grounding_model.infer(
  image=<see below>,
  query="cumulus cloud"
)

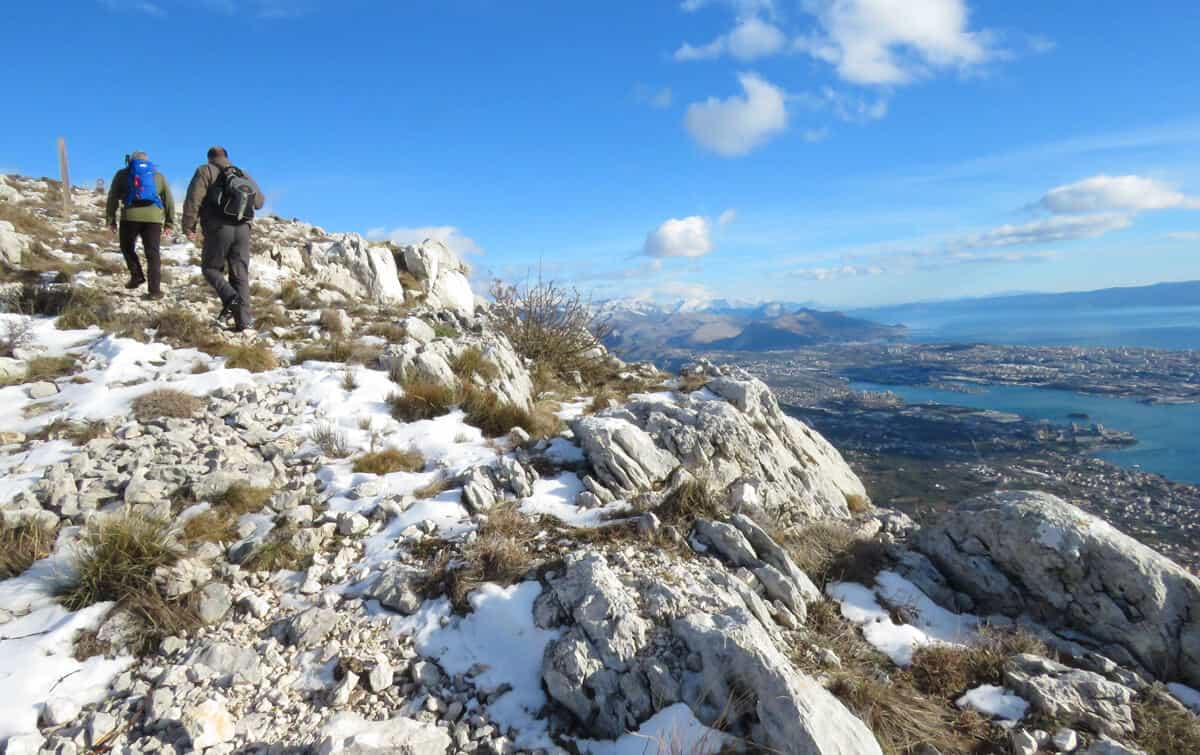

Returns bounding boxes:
[675,17,788,61]
[794,0,997,85]
[1038,175,1200,215]
[718,209,737,226]
[366,225,483,257]
[643,216,714,258]
[684,72,788,156]
[680,0,776,17]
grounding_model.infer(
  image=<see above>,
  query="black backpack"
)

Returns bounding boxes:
[205,166,256,223]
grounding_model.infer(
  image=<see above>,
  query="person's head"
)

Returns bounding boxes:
[128,150,149,163]
[207,146,228,162]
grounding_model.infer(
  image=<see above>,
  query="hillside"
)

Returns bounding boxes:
[0,173,1198,755]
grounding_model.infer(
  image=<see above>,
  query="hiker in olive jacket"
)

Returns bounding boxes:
[182,146,265,332]
[105,151,175,299]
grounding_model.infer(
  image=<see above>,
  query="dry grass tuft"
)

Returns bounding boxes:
[131,388,204,420]
[23,354,77,382]
[1132,685,1200,755]
[295,337,380,365]
[781,521,890,587]
[319,308,348,336]
[828,673,964,755]
[244,530,311,572]
[0,523,57,579]
[181,509,238,544]
[353,447,425,475]
[60,514,197,652]
[365,322,406,342]
[56,285,120,330]
[910,628,1049,699]
[451,346,500,382]
[152,306,214,348]
[311,422,351,458]
[220,341,279,372]
[655,479,725,526]
[211,482,273,515]
[413,475,454,500]
[31,418,108,445]
[0,201,58,239]
[279,280,305,309]
[388,378,459,422]
[419,504,538,611]
[461,388,562,439]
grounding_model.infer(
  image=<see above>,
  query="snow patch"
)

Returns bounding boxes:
[576,703,735,754]
[956,685,1028,724]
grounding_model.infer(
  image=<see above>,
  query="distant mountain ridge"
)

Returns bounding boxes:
[599,297,904,359]
[851,280,1200,324]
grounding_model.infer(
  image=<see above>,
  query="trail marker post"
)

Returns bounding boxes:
[57,137,72,217]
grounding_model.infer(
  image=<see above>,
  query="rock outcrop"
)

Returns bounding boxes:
[573,362,868,521]
[536,551,881,754]
[916,490,1200,685]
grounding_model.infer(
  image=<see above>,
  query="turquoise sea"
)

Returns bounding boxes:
[850,380,1200,484]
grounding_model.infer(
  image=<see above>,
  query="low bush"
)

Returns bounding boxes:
[279,280,305,309]
[0,523,57,579]
[489,277,611,379]
[0,319,33,358]
[244,530,311,572]
[295,337,380,365]
[319,308,348,336]
[181,509,238,544]
[353,447,425,475]
[30,418,107,444]
[909,628,1049,699]
[131,388,204,420]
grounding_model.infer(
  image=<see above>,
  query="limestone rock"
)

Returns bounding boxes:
[283,607,339,648]
[571,415,679,497]
[0,220,30,267]
[304,234,405,306]
[182,699,236,750]
[1004,654,1135,737]
[674,607,882,754]
[398,239,475,317]
[916,491,1200,685]
[316,713,452,754]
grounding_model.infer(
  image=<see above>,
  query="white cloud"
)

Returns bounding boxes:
[960,214,1133,249]
[643,216,714,258]
[718,209,737,226]
[676,17,787,61]
[100,0,165,15]
[1039,175,1200,215]
[631,280,716,304]
[366,225,483,257]
[789,264,883,280]
[794,0,996,85]
[684,72,788,156]
[681,0,776,18]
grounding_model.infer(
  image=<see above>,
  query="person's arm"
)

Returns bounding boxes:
[105,171,124,227]
[181,167,208,233]
[246,171,266,211]
[158,174,176,228]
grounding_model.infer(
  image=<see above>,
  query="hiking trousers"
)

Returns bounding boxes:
[201,221,252,325]
[119,220,162,294]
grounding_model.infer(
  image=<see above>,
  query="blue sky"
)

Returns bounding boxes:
[3,1,1200,308]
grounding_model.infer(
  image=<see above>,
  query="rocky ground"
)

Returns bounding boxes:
[1,174,1199,755]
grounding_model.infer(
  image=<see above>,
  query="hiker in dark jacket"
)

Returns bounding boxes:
[182,146,265,332]
[105,151,175,299]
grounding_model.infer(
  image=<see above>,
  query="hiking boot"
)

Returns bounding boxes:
[143,291,164,301]
[125,276,145,289]
[217,295,242,322]
[231,310,254,333]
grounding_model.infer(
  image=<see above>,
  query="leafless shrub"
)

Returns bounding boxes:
[489,277,611,378]
[311,422,351,458]
[0,318,33,358]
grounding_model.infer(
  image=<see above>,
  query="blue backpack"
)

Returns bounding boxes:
[125,159,163,208]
